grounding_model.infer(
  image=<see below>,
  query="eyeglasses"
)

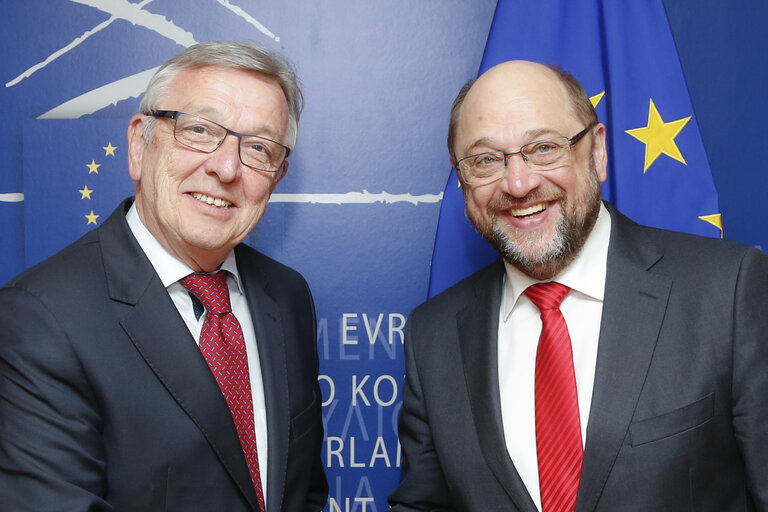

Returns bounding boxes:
[149,110,291,173]
[455,123,596,186]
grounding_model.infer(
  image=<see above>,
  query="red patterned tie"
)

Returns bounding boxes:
[181,272,266,512]
[525,282,583,512]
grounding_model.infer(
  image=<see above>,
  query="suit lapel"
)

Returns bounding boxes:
[100,201,260,511]
[236,246,289,512]
[575,206,671,512]
[458,261,539,512]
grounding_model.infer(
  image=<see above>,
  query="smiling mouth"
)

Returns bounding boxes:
[191,192,232,209]
[509,203,547,218]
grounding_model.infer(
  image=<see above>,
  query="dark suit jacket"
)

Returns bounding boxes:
[388,204,768,511]
[0,199,328,511]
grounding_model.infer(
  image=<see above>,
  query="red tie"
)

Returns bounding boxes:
[525,282,583,512]
[181,272,266,512]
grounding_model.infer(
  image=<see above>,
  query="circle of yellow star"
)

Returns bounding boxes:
[625,98,691,173]
[699,213,724,238]
[79,185,93,200]
[590,91,605,109]
[85,211,100,225]
[86,160,101,174]
[103,142,117,156]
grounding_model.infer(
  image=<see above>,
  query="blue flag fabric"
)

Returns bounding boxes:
[428,0,721,297]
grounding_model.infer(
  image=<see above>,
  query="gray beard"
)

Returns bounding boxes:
[487,201,595,280]
[476,162,603,281]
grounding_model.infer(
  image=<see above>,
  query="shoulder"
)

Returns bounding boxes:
[4,229,104,299]
[234,244,308,285]
[3,199,134,296]
[234,244,314,311]
[607,203,767,280]
[0,228,110,362]
[410,259,502,322]
[650,229,768,288]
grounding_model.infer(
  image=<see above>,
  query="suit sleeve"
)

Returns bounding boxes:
[386,315,456,512]
[0,285,111,511]
[299,278,329,512]
[301,380,328,512]
[731,247,768,509]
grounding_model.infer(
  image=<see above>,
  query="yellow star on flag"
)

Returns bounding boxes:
[698,213,724,238]
[626,99,691,173]
[79,185,93,200]
[590,91,605,109]
[103,142,117,156]
[85,210,100,225]
[86,160,101,174]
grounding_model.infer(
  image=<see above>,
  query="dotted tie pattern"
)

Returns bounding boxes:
[181,272,266,512]
[525,282,583,512]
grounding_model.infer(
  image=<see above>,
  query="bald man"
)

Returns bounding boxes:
[387,61,768,511]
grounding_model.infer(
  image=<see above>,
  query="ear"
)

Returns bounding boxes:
[127,114,147,183]
[450,155,465,188]
[591,123,608,183]
[270,159,288,191]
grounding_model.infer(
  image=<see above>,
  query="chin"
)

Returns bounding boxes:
[498,226,564,262]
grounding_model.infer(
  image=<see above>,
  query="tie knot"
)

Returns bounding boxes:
[525,282,570,311]
[180,272,232,315]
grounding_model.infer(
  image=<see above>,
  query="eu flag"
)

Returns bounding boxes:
[428,0,721,297]
[23,119,134,269]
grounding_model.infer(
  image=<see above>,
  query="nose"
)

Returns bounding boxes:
[498,153,542,198]
[204,133,242,182]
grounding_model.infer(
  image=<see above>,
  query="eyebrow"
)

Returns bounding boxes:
[186,107,281,140]
[462,127,567,156]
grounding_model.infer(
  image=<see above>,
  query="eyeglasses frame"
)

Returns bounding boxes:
[455,121,597,185]
[148,110,291,174]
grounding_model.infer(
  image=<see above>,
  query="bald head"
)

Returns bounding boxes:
[445,60,607,280]
[447,60,597,159]
[472,61,567,107]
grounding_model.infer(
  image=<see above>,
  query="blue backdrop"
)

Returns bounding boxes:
[2,1,766,510]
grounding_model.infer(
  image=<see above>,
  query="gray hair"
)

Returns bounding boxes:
[139,41,303,148]
[447,64,598,159]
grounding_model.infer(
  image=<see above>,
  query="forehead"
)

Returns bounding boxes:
[457,63,578,147]
[164,66,289,133]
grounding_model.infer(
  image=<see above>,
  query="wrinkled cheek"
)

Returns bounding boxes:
[157,173,184,208]
[237,209,262,239]
[465,194,492,229]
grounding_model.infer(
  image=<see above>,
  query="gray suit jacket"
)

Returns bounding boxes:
[0,199,328,511]
[388,203,768,511]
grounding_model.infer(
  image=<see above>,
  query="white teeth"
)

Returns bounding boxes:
[510,203,547,217]
[192,192,231,209]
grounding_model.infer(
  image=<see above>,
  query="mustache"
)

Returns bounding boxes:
[486,189,566,213]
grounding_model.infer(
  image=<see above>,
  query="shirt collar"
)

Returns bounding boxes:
[500,202,611,321]
[125,202,244,294]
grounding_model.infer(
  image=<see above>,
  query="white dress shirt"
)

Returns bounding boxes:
[126,204,269,500]
[498,204,611,511]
